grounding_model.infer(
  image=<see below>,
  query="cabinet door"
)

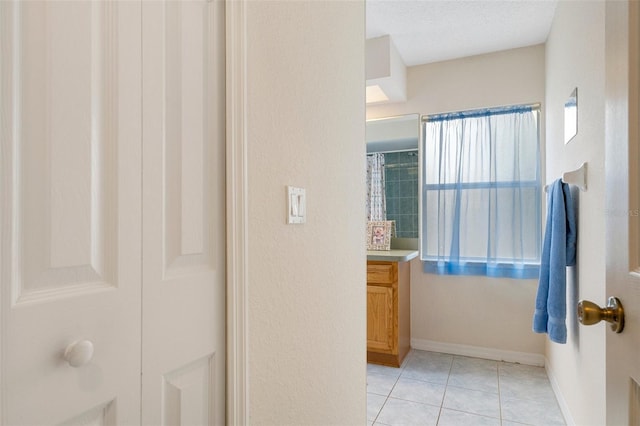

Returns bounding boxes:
[367,285,395,353]
[1,1,142,424]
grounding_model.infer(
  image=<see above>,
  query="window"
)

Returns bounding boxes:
[420,105,541,279]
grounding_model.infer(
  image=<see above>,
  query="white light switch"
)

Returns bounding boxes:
[287,186,306,224]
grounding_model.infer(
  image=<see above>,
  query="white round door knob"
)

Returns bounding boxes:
[63,340,94,367]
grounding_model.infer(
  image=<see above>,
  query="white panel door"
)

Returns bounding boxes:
[141,1,226,424]
[605,0,640,424]
[0,1,142,424]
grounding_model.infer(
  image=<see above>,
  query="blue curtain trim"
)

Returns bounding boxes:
[423,180,540,191]
[426,105,536,122]
[422,260,540,279]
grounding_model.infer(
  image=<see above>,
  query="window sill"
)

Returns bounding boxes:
[422,260,540,279]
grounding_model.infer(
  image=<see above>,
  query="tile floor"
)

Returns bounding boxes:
[367,350,566,426]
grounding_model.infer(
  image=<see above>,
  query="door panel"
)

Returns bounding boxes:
[16,0,117,298]
[605,0,640,424]
[0,1,142,424]
[162,355,217,425]
[58,402,117,426]
[141,0,225,424]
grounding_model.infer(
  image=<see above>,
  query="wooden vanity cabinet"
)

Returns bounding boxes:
[367,260,410,367]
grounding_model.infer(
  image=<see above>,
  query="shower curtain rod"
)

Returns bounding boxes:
[367,148,419,155]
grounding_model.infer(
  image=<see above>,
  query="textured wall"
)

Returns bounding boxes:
[246,1,367,424]
[544,2,606,425]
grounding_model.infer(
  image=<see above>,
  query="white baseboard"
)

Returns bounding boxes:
[545,356,575,426]
[410,338,545,367]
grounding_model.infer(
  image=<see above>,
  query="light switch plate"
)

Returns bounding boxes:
[287,186,306,224]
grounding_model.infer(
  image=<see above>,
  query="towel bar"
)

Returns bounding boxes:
[544,162,587,192]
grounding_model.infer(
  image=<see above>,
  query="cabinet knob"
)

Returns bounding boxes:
[63,340,94,367]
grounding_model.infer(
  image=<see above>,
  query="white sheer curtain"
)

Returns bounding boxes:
[366,153,386,221]
[421,105,541,278]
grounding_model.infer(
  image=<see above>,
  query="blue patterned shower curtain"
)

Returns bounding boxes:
[366,153,386,221]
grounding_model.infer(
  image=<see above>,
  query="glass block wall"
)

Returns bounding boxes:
[384,151,419,238]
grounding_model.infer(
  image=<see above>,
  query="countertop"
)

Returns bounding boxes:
[366,249,419,262]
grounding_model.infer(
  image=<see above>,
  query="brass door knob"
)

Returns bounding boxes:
[577,297,624,333]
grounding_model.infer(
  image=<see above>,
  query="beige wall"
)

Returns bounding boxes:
[368,45,547,357]
[544,2,606,425]
[246,1,366,424]
[367,45,546,119]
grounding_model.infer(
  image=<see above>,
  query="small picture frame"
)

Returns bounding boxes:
[367,220,394,251]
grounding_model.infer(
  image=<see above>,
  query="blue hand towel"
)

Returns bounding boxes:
[533,179,576,344]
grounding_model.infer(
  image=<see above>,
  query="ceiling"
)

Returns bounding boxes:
[366,0,559,67]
